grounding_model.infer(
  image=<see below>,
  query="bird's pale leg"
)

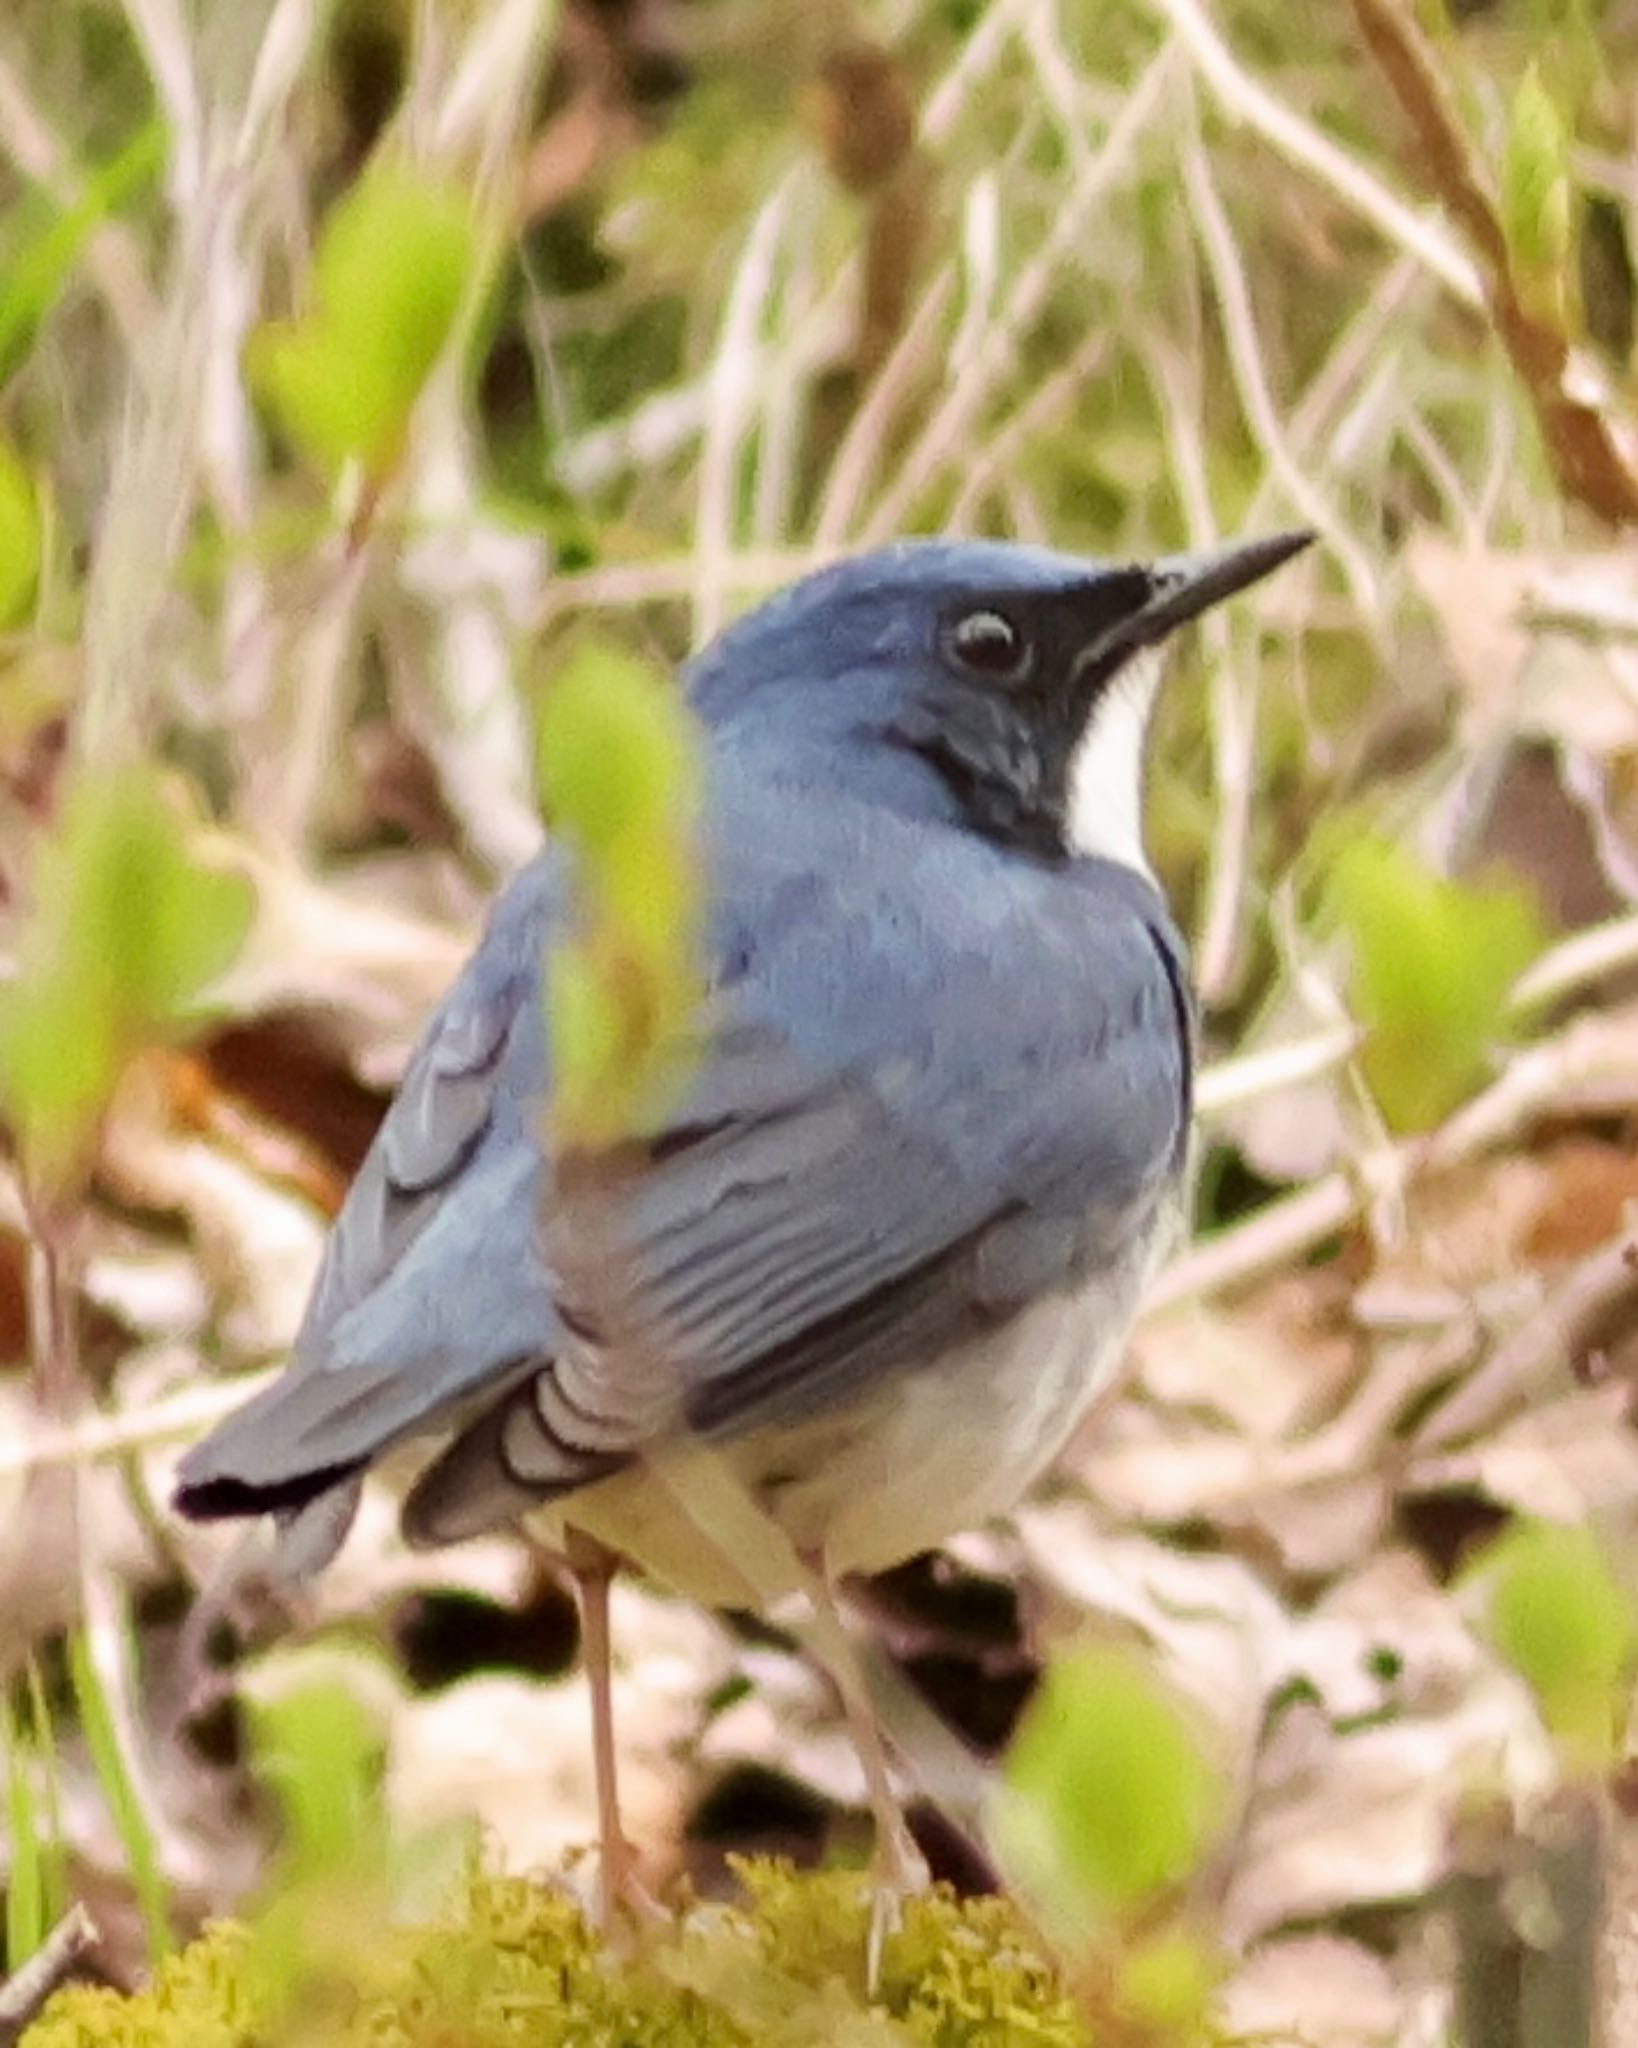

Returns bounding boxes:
[564,1525,662,1931]
[803,1559,930,1989]
[643,1443,929,1980]
[804,1557,930,1898]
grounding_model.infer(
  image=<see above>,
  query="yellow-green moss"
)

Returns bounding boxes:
[25,1864,1095,2047]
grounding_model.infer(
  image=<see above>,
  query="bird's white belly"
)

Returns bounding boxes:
[528,1221,1166,1606]
[759,1280,1132,1570]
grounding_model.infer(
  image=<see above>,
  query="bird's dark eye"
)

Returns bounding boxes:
[944,608,1033,684]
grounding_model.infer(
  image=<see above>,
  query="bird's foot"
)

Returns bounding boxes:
[595,1835,668,1939]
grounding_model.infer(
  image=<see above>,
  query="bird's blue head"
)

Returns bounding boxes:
[687,534,1309,868]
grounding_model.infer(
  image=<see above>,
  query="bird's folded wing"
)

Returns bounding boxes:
[173,861,564,1512]
[405,889,1187,1547]
[538,868,1190,1451]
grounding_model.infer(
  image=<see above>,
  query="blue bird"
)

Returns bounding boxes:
[176,531,1309,1919]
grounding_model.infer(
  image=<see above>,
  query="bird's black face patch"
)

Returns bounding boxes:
[889,568,1156,860]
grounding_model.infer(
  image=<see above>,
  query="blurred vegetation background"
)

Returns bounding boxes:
[3,0,1638,2040]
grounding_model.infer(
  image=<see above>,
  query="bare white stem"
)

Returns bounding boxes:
[813,266,960,546]
[693,174,800,646]
[537,548,834,626]
[1512,912,1638,1013]
[863,46,1179,542]
[1195,1025,1361,1116]
[1412,1234,1638,1451]
[1149,0,1482,308]
[1151,1172,1355,1309]
[1148,333,1252,1005]
[946,331,1110,531]
[1182,133,1383,632]
[2,1374,275,1485]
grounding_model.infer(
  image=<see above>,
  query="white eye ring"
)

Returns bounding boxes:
[945,609,1034,684]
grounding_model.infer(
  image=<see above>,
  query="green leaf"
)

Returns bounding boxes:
[1329,838,1543,1133]
[3,1690,45,1969]
[997,1645,1226,1931]
[1501,64,1573,325]
[0,436,41,628]
[1468,1520,1638,1768]
[6,1659,71,1968]
[70,1611,174,1960]
[0,119,166,383]
[0,769,255,1192]
[535,639,706,1149]
[25,1658,70,1937]
[249,161,478,479]
[246,1670,389,1883]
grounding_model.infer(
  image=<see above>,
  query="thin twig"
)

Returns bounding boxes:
[1181,130,1382,632]
[1158,1001,1638,1308]
[862,46,1179,542]
[813,268,958,545]
[945,331,1110,531]
[0,1372,272,1484]
[122,0,201,207]
[751,235,816,548]
[429,0,555,182]
[1398,404,1484,543]
[1147,0,1481,308]
[1426,1013,1638,1166]
[693,174,800,646]
[1267,253,1423,481]
[1513,911,1638,1013]
[246,538,375,850]
[918,0,1031,146]
[0,1903,100,2043]
[1152,1170,1355,1309]
[1018,0,1101,174]
[536,548,834,627]
[1412,1232,1638,1451]
[558,0,1029,507]
[1194,1024,1360,1115]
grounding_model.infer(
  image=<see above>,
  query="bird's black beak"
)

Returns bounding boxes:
[1087,529,1314,667]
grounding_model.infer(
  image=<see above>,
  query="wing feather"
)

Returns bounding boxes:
[174,860,566,1515]
[530,808,1190,1451]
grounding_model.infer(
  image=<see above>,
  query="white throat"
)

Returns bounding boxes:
[1064,649,1162,874]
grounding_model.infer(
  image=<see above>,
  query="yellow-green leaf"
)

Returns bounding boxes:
[1329,837,1543,1133]
[250,162,477,479]
[69,1611,173,1959]
[247,1671,389,1883]
[1501,64,1573,325]
[0,770,255,1191]
[1468,1520,1638,1769]
[536,639,706,1150]
[0,118,166,383]
[998,1645,1226,1933]
[0,438,41,628]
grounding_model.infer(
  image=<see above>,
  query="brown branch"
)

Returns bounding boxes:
[1351,0,1638,527]
[1449,1787,1605,2048]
